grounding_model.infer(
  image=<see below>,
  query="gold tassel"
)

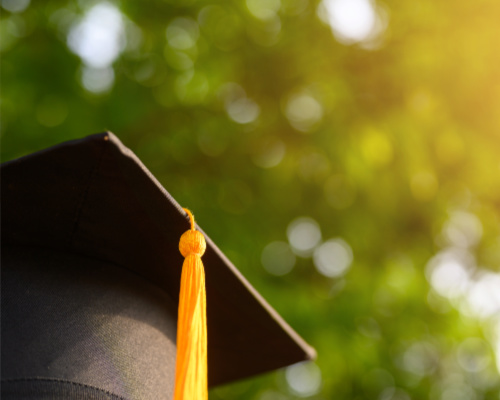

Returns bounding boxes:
[173,208,208,400]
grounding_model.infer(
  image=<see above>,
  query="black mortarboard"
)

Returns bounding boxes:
[1,132,315,399]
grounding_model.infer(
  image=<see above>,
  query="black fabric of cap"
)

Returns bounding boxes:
[2,245,177,399]
[1,132,315,399]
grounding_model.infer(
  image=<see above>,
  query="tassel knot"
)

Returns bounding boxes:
[179,230,206,257]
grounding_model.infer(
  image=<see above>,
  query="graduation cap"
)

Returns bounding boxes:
[1,132,315,399]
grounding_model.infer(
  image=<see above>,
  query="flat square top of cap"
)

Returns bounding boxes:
[1,132,315,387]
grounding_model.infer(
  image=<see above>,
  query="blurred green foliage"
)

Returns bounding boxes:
[2,0,500,398]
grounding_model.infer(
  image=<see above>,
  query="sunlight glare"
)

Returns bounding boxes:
[322,0,377,44]
[67,2,125,69]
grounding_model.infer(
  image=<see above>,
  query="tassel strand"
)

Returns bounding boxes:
[173,208,208,400]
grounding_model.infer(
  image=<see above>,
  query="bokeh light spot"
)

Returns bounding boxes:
[175,70,209,105]
[401,342,439,376]
[457,338,491,373]
[440,383,477,400]
[284,93,323,133]
[246,0,281,20]
[248,14,282,47]
[360,128,393,167]
[67,2,125,69]
[465,272,500,318]
[285,362,322,397]
[1,0,30,13]
[443,211,483,248]
[164,47,194,70]
[356,316,381,339]
[226,97,260,124]
[435,130,465,165]
[261,241,296,276]
[287,217,322,257]
[166,17,199,50]
[219,83,261,124]
[494,321,500,374]
[251,138,286,168]
[313,238,353,278]
[132,59,156,83]
[426,249,472,300]
[198,5,244,51]
[407,88,437,116]
[81,66,115,93]
[410,171,438,201]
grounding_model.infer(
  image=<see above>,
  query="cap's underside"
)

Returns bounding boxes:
[1,132,315,388]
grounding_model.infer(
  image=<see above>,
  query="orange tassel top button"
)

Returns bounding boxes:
[179,229,206,257]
